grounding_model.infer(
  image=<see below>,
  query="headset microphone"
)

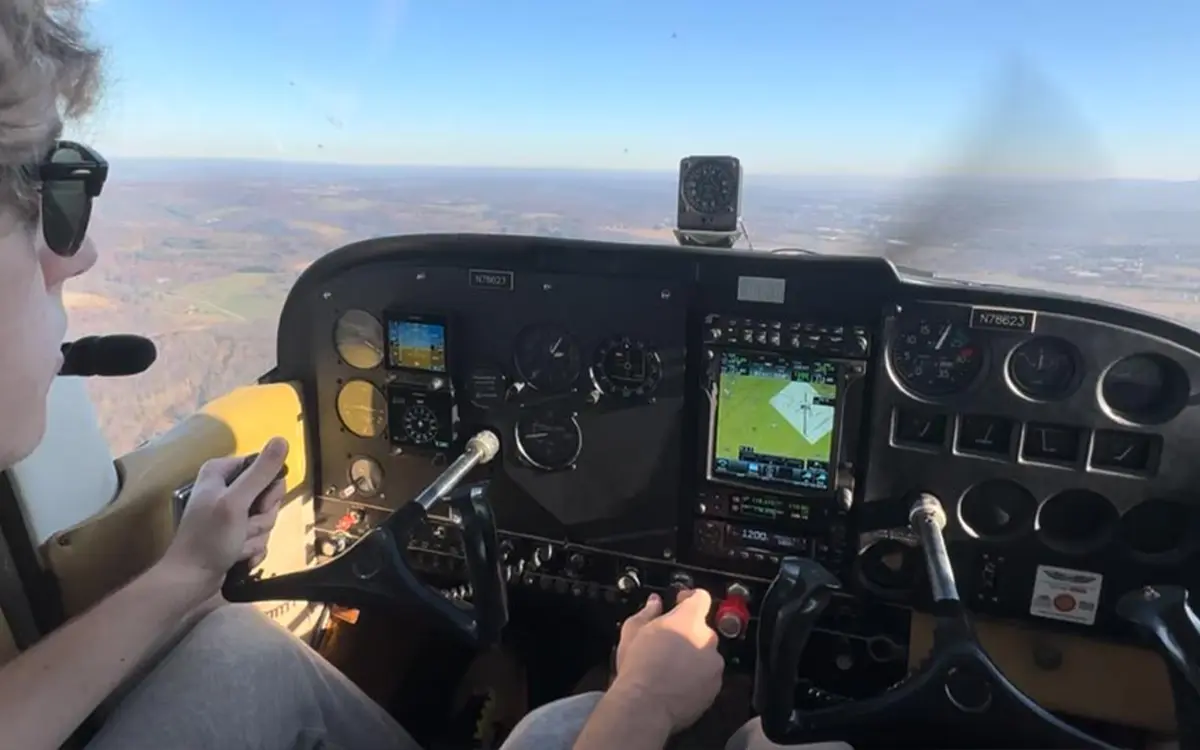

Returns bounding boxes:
[59,334,157,377]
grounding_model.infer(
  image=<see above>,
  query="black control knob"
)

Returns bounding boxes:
[670,571,694,590]
[566,553,586,575]
[617,568,641,594]
[499,539,515,562]
[318,535,346,558]
[532,544,554,569]
[833,636,855,671]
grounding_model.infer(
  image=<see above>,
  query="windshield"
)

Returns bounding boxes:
[66,0,1199,454]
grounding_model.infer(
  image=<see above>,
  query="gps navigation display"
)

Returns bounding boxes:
[711,351,838,491]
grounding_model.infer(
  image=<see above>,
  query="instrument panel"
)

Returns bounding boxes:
[274,233,1200,720]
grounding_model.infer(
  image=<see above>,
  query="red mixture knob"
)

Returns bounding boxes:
[715,594,750,639]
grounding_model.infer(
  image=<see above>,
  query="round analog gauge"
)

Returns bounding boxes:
[1101,354,1189,424]
[336,380,387,438]
[334,310,385,370]
[592,337,663,397]
[1007,337,1079,400]
[889,317,984,397]
[514,324,582,392]
[857,538,920,594]
[959,480,1037,541]
[681,160,737,215]
[402,403,440,445]
[349,457,383,497]
[515,411,582,471]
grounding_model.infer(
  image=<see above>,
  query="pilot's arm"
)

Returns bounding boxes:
[0,439,289,750]
[573,589,725,750]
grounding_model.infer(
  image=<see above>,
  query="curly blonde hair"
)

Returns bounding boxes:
[0,0,101,221]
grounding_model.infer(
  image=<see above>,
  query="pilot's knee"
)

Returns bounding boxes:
[502,691,605,750]
[190,602,275,639]
[726,717,853,750]
[182,603,306,671]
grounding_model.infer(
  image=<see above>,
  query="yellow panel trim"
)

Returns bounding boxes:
[42,382,308,616]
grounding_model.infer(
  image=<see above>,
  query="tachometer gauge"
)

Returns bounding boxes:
[515,411,582,471]
[334,310,384,370]
[349,457,383,497]
[514,324,581,392]
[336,380,387,437]
[402,403,440,445]
[681,160,737,214]
[889,317,983,397]
[1007,337,1079,400]
[592,337,662,397]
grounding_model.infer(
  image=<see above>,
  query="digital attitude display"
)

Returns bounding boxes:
[386,316,447,372]
[711,351,838,491]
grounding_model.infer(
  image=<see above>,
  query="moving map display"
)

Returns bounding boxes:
[386,316,447,372]
[711,351,838,491]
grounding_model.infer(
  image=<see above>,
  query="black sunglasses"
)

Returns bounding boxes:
[23,140,107,257]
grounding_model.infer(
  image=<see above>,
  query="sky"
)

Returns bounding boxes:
[73,0,1200,179]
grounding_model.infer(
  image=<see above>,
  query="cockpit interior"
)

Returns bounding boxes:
[14,156,1200,749]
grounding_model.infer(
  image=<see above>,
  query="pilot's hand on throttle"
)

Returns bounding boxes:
[160,437,289,597]
[611,588,725,733]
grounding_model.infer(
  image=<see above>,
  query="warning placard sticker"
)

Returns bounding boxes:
[1029,565,1103,625]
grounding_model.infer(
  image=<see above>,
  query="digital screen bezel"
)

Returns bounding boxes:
[705,348,846,497]
[382,311,450,374]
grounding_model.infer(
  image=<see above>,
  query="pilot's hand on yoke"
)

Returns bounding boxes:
[160,437,290,601]
[612,588,726,733]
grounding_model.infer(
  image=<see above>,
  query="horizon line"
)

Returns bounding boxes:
[101,155,1200,184]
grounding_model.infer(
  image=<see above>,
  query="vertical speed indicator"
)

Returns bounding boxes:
[889,317,984,397]
[591,337,662,398]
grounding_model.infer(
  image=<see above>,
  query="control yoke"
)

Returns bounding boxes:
[1116,584,1200,744]
[752,493,1120,749]
[223,431,509,648]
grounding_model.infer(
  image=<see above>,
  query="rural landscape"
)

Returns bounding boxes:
[66,159,1200,454]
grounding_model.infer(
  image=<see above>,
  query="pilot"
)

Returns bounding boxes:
[0,2,849,749]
